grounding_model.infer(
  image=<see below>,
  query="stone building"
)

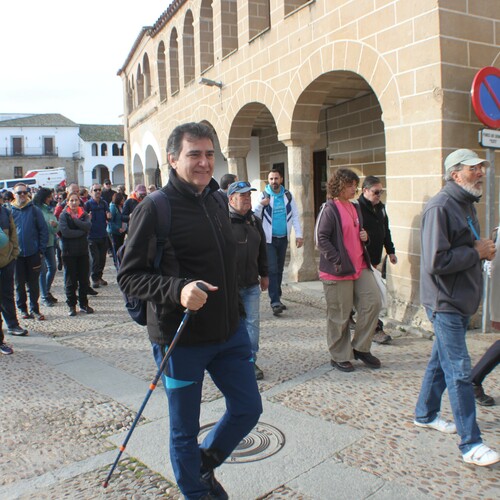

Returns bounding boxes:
[118,0,500,325]
[0,114,125,189]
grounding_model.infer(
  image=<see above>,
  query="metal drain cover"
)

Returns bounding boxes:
[198,422,285,463]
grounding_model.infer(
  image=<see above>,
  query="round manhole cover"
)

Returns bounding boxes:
[198,422,285,463]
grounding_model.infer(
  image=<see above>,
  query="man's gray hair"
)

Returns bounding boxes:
[444,163,463,181]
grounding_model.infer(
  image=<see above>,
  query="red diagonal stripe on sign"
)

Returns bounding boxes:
[484,77,500,110]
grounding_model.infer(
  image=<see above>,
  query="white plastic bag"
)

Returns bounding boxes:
[372,266,387,309]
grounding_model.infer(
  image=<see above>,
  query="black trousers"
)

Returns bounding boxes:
[88,237,107,282]
[63,254,90,307]
[471,340,500,386]
[15,253,42,314]
[110,232,125,269]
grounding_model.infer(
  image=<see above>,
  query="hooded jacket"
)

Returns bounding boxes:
[420,181,482,316]
[253,185,302,243]
[117,169,241,347]
[0,205,19,268]
[11,200,48,257]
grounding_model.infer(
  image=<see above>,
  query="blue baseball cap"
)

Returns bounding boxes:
[227,181,257,196]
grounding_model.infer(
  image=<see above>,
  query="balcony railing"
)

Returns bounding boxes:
[0,147,59,157]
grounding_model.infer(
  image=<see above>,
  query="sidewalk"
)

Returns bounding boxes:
[0,267,498,499]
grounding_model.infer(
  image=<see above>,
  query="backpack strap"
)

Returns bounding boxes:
[285,190,292,203]
[148,190,171,272]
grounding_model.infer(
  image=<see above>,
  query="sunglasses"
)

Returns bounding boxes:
[93,188,102,192]
[371,189,385,196]
[16,191,28,195]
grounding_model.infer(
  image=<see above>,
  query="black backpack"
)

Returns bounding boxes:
[116,190,171,325]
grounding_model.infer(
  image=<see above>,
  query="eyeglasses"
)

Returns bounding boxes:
[468,165,486,173]
[16,191,28,195]
[371,189,385,196]
[93,188,101,192]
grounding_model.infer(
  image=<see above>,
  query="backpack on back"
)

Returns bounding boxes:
[117,190,171,325]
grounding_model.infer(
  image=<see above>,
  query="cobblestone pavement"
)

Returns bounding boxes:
[1,264,499,499]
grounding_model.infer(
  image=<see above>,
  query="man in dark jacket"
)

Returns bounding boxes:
[117,122,262,499]
[85,184,110,288]
[11,183,48,321]
[101,179,116,205]
[358,175,397,344]
[414,148,499,467]
[228,181,268,380]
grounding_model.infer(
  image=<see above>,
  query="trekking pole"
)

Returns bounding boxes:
[103,282,209,488]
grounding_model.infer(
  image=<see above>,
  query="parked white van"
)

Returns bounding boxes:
[25,168,66,189]
[0,177,38,191]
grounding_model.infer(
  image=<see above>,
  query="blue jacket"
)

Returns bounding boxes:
[84,198,109,240]
[107,202,123,235]
[11,201,48,257]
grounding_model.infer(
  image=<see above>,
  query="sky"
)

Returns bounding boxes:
[0,1,173,125]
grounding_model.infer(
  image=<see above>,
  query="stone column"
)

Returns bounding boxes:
[281,134,319,282]
[223,145,249,181]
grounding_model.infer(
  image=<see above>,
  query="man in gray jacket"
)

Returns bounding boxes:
[414,148,499,467]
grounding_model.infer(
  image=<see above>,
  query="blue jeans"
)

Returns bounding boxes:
[415,309,481,453]
[239,284,261,360]
[267,236,288,307]
[40,246,57,300]
[152,320,262,500]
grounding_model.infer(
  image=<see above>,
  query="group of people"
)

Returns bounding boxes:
[0,179,158,351]
[2,121,499,498]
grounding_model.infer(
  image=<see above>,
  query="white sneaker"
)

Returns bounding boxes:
[414,415,457,434]
[463,444,500,466]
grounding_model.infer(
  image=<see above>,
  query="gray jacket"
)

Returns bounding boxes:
[420,181,482,316]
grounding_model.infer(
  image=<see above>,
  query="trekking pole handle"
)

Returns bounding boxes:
[183,281,210,313]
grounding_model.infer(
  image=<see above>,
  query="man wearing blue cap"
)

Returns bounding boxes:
[228,181,268,380]
[414,148,499,467]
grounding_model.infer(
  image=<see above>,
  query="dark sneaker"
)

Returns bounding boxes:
[87,287,99,296]
[0,343,14,355]
[353,349,381,369]
[80,305,94,314]
[31,311,45,321]
[200,469,228,500]
[99,278,108,286]
[68,306,77,317]
[8,326,28,336]
[42,299,54,308]
[331,360,355,372]
[279,302,287,310]
[47,293,58,303]
[21,311,34,320]
[254,363,264,380]
[473,385,495,406]
[91,282,100,289]
[372,330,392,344]
[272,305,283,316]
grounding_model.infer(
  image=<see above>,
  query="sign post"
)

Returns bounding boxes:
[471,66,500,332]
